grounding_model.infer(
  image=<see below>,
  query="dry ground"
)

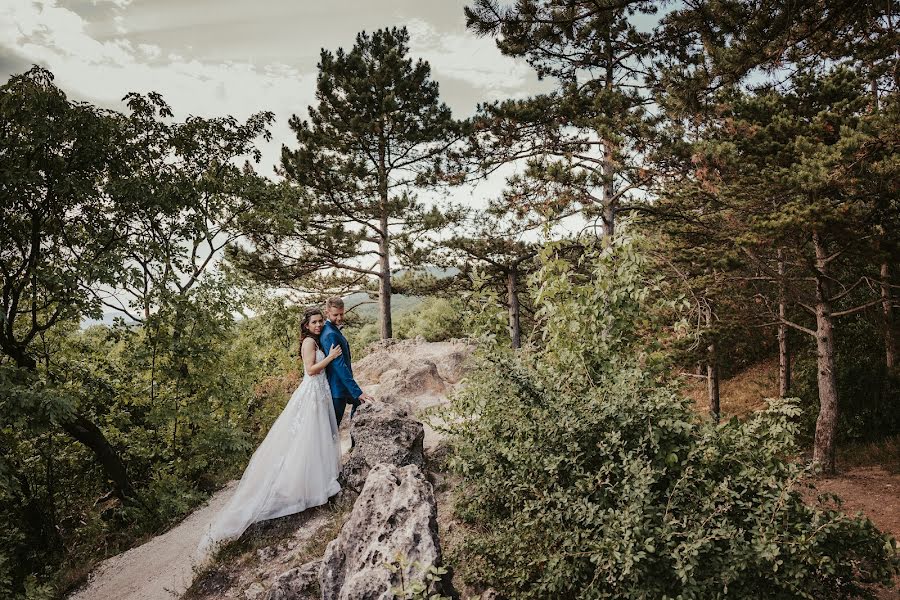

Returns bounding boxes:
[683,360,900,598]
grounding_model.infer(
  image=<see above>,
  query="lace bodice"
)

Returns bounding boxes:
[304,348,328,380]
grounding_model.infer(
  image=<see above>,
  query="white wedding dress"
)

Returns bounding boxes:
[195,348,341,562]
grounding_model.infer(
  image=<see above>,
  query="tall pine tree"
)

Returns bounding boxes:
[237,27,462,339]
[462,0,661,239]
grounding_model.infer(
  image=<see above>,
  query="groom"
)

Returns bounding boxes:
[321,297,374,425]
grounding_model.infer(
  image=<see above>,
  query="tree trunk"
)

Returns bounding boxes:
[378,223,392,340]
[378,132,393,340]
[812,232,839,474]
[881,260,895,370]
[60,414,140,503]
[706,355,720,424]
[705,302,720,423]
[507,269,521,349]
[601,54,617,242]
[778,252,791,396]
[602,140,616,241]
[5,347,141,505]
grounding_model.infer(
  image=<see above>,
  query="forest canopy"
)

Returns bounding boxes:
[1,1,897,598]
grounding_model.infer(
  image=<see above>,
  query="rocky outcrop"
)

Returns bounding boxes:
[376,360,446,401]
[340,401,424,491]
[261,560,319,600]
[319,464,442,600]
[356,338,472,389]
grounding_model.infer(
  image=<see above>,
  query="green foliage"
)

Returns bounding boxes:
[395,297,466,342]
[0,66,123,367]
[442,237,898,599]
[0,66,277,597]
[386,553,451,600]
[344,321,381,357]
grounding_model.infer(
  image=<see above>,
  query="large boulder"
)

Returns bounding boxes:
[354,350,402,386]
[434,347,470,384]
[320,464,443,600]
[262,560,319,600]
[340,401,424,491]
[376,360,447,401]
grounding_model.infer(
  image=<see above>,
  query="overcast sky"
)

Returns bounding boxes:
[2,0,552,190]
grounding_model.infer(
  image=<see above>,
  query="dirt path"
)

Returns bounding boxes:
[67,428,356,600]
[68,481,238,600]
[814,465,899,537]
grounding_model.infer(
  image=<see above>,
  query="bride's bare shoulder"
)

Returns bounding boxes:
[301,337,319,354]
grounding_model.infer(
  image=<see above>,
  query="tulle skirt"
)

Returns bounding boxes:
[195,371,341,562]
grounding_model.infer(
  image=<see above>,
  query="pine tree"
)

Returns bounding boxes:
[656,0,898,473]
[655,67,896,473]
[462,0,661,239]
[237,27,463,339]
[442,213,539,349]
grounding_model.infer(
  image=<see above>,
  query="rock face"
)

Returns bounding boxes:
[355,338,472,389]
[376,360,446,401]
[320,464,442,600]
[340,401,425,491]
[262,560,320,600]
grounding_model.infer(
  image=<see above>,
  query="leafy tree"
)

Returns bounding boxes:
[394,297,467,342]
[0,67,139,504]
[95,91,273,467]
[0,67,276,597]
[441,235,899,598]
[98,91,273,325]
[236,27,464,339]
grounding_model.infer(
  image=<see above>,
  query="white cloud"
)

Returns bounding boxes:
[1,0,315,175]
[406,18,542,101]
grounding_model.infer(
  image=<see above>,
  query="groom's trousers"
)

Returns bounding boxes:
[333,396,361,426]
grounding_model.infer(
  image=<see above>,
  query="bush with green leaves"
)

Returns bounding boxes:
[441,236,898,599]
[395,297,466,342]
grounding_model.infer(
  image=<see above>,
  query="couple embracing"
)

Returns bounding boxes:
[197,297,373,559]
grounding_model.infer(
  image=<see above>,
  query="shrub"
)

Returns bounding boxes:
[395,297,466,342]
[441,236,898,599]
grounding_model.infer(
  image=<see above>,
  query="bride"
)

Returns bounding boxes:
[195,307,343,561]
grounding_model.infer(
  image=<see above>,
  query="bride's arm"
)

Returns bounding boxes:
[301,337,342,376]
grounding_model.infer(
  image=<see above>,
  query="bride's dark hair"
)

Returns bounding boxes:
[299,306,324,350]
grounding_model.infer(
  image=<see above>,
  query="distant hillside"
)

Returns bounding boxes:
[345,266,457,322]
[345,292,423,321]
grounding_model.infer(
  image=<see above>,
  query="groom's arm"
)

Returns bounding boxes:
[322,331,363,399]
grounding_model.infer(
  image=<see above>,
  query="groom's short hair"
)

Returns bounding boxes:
[325,297,344,310]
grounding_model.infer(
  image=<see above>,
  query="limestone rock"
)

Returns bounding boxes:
[354,351,401,386]
[340,401,424,491]
[262,560,320,600]
[435,349,469,384]
[320,464,442,600]
[377,360,446,400]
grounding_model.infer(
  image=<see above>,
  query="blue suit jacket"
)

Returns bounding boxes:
[320,320,363,400]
